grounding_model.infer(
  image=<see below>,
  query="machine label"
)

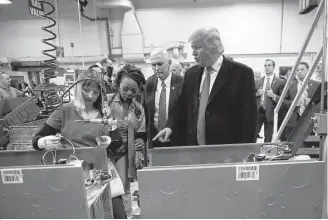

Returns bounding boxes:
[1,169,23,184]
[236,164,259,181]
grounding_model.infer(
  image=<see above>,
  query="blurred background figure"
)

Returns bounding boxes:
[89,58,116,93]
[254,71,263,81]
[182,62,191,76]
[170,61,183,77]
[0,72,26,99]
[311,63,324,82]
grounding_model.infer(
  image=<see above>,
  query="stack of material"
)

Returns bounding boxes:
[0,98,41,150]
[1,98,40,128]
[6,120,46,151]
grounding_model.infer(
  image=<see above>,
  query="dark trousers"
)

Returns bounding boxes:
[112,196,127,219]
[256,107,273,142]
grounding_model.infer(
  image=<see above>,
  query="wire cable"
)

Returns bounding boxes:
[54,0,64,63]
[41,150,56,165]
[77,0,85,68]
[60,136,76,155]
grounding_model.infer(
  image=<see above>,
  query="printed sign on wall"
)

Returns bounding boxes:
[28,0,45,18]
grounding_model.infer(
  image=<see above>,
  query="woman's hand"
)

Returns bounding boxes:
[96,135,112,148]
[134,138,145,151]
[38,135,61,150]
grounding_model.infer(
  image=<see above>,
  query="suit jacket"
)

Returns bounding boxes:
[167,56,257,146]
[255,76,285,122]
[280,79,320,127]
[144,74,184,149]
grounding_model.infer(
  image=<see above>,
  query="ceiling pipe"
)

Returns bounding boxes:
[78,0,112,58]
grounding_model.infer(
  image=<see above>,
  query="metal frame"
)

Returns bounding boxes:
[273,0,324,141]
[272,1,327,216]
[274,47,323,141]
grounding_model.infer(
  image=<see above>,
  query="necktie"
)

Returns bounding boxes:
[262,77,271,109]
[298,82,308,115]
[197,67,212,145]
[158,80,167,131]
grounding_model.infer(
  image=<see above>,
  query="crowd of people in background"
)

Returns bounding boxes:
[254,60,324,142]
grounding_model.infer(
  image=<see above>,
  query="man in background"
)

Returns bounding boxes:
[153,28,257,146]
[0,72,25,100]
[254,71,262,81]
[144,48,184,149]
[255,59,285,142]
[89,58,116,93]
[170,61,183,77]
[277,62,320,140]
[311,63,324,82]
[182,62,191,76]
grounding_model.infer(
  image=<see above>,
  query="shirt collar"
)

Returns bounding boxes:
[265,74,275,80]
[210,55,223,72]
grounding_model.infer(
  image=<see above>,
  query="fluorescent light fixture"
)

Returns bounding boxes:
[0,0,12,4]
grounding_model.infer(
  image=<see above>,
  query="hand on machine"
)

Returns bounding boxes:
[152,127,172,143]
[37,133,62,150]
[96,135,111,148]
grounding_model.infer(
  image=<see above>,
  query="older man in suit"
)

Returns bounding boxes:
[255,59,285,142]
[144,48,184,149]
[153,28,257,146]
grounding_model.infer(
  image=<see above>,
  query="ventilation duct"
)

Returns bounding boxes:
[121,10,145,62]
[96,0,144,62]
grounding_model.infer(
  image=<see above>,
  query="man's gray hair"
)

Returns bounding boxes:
[189,28,224,54]
[0,72,7,78]
[149,47,169,61]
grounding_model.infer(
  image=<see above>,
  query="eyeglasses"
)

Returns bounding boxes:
[297,68,307,71]
[82,87,100,96]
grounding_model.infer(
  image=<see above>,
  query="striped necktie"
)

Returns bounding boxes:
[158,80,167,131]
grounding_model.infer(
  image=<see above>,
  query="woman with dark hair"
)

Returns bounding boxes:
[32,69,127,219]
[108,63,146,217]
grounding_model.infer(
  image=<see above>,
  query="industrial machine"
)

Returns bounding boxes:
[0,147,114,218]
[139,142,325,219]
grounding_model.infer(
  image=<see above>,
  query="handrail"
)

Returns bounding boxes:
[273,47,323,142]
[272,0,324,141]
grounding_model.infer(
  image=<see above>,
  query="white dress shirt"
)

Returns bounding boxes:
[154,73,172,130]
[199,55,223,94]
